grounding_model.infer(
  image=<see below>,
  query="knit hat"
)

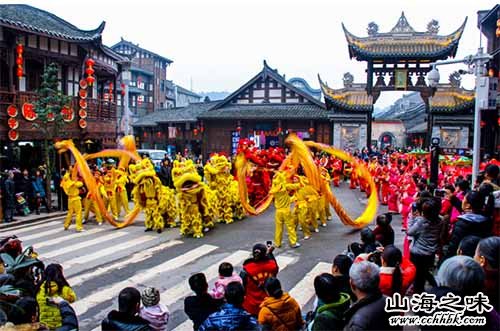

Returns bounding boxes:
[141,287,160,307]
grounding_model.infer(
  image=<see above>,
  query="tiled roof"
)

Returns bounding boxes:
[132,101,218,127]
[319,76,373,112]
[406,122,428,134]
[0,4,105,41]
[430,86,475,113]
[176,85,201,98]
[198,103,328,120]
[111,39,173,64]
[342,13,467,60]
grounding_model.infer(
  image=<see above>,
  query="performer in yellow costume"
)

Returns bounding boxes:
[292,175,314,240]
[319,167,332,224]
[103,164,119,220]
[270,170,302,248]
[204,154,244,224]
[173,159,216,238]
[83,170,106,225]
[115,166,130,216]
[61,172,84,232]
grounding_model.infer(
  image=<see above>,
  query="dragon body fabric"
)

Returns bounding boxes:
[172,159,217,238]
[204,154,245,224]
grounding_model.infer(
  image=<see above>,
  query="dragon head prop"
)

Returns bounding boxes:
[172,160,203,193]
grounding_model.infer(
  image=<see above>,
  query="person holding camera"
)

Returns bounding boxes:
[240,243,279,316]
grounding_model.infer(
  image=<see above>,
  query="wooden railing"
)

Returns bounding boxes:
[0,90,116,120]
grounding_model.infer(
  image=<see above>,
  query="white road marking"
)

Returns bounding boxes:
[289,261,331,308]
[42,231,129,259]
[63,235,157,268]
[172,254,296,331]
[67,240,183,286]
[19,227,64,241]
[33,228,106,250]
[0,221,60,235]
[73,244,218,316]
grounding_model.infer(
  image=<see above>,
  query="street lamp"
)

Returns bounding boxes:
[426,47,492,185]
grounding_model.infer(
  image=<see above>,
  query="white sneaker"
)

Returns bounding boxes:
[321,223,327,227]
[76,229,86,232]
[97,222,103,226]
[304,236,311,240]
[291,243,301,248]
[203,227,210,233]
[314,228,319,233]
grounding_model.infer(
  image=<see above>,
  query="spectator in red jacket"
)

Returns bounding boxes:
[379,245,416,296]
[240,243,279,316]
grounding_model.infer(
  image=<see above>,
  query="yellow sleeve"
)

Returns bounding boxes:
[61,286,77,303]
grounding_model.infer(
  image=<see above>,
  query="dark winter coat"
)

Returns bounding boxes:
[101,311,152,331]
[55,301,79,331]
[343,291,400,331]
[407,216,441,256]
[445,213,491,259]
[184,293,223,330]
[198,303,258,331]
[311,292,350,331]
[4,178,15,208]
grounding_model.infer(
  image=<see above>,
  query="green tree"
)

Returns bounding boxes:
[34,63,73,209]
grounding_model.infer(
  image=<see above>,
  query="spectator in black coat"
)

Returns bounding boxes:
[158,160,173,189]
[4,171,16,222]
[372,213,394,247]
[102,287,151,331]
[184,273,223,330]
[343,261,400,330]
[445,191,492,261]
[331,254,355,302]
[17,169,34,212]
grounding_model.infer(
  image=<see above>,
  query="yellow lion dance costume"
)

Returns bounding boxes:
[204,154,245,224]
[129,158,176,233]
[173,159,217,238]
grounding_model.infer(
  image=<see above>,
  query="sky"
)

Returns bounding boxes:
[3,0,498,108]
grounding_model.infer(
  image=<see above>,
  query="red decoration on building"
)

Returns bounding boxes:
[498,117,500,126]
[109,82,114,102]
[236,126,242,132]
[7,105,18,117]
[156,131,162,138]
[78,109,87,119]
[496,19,500,38]
[193,128,199,136]
[8,118,18,129]
[480,120,486,128]
[308,127,315,134]
[61,106,74,122]
[200,126,205,133]
[16,43,23,78]
[120,83,126,96]
[8,129,19,141]
[21,103,37,121]
[47,112,55,122]
[78,119,87,129]
[85,58,95,86]
[143,131,148,138]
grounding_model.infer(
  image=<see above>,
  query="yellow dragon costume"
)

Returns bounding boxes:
[173,159,217,238]
[204,154,244,224]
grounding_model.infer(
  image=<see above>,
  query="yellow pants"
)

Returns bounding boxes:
[83,198,102,224]
[105,193,118,219]
[317,197,327,225]
[116,189,130,215]
[274,208,297,247]
[294,205,311,237]
[308,202,319,230]
[64,197,82,231]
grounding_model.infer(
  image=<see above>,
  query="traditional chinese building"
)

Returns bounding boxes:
[198,61,330,156]
[0,4,123,170]
[319,12,474,150]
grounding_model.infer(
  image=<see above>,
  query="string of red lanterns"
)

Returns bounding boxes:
[85,58,95,86]
[16,44,23,78]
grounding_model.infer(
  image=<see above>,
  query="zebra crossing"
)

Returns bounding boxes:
[2,219,338,330]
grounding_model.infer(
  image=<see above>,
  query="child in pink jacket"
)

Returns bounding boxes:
[209,262,243,300]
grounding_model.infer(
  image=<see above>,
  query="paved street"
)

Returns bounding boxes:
[1,183,403,330]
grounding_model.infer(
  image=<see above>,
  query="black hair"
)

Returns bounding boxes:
[376,213,392,227]
[418,190,432,199]
[188,273,208,295]
[458,235,481,257]
[314,273,340,303]
[444,184,455,193]
[252,243,268,261]
[360,228,375,245]
[457,179,470,192]
[41,264,69,295]
[477,237,500,269]
[382,245,403,295]
[485,164,499,179]
[264,277,283,299]
[422,198,441,222]
[478,183,495,217]
[9,297,38,324]
[219,262,233,278]
[225,281,245,306]
[465,191,485,213]
[118,287,141,314]
[333,254,353,275]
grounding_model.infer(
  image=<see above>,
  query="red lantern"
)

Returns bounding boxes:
[480,120,486,128]
[156,131,161,138]
[143,131,148,138]
[16,44,23,78]
[489,68,495,77]
[15,57,22,66]
[16,67,23,77]
[497,117,500,126]
[277,127,282,133]
[86,76,95,85]
[200,126,205,133]
[85,58,95,67]
[193,128,199,135]
[236,126,242,132]
[308,127,315,134]
[16,44,23,54]
[85,58,95,86]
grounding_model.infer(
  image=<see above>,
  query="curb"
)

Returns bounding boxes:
[0,212,66,230]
